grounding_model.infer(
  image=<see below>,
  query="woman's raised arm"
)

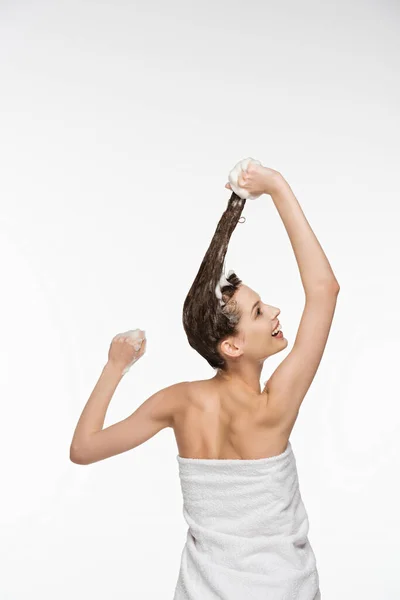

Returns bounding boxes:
[233,164,340,432]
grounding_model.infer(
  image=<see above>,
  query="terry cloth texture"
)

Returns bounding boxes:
[173,441,320,599]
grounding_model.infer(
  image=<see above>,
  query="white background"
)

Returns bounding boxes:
[1,1,399,598]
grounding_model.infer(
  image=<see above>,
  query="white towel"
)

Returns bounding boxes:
[173,441,320,599]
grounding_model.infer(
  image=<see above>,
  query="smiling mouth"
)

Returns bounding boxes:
[272,330,283,339]
[271,324,282,336]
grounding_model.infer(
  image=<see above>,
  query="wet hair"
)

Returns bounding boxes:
[182,192,247,370]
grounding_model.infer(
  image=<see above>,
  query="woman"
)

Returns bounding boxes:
[70,161,339,599]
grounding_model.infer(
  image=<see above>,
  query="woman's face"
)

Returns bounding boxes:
[220,284,288,362]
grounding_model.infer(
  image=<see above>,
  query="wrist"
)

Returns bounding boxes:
[268,172,289,196]
[104,360,125,379]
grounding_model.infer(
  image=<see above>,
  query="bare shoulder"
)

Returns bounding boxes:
[164,380,191,407]
[170,378,218,420]
[174,378,214,408]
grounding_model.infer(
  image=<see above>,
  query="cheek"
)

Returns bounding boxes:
[246,320,270,343]
[252,321,270,340]
[257,316,270,330]
[258,320,272,339]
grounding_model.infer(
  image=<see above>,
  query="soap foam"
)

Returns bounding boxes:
[215,268,235,307]
[228,157,262,200]
[113,329,146,375]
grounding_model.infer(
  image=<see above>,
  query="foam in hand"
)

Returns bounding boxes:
[113,329,146,375]
[227,157,262,200]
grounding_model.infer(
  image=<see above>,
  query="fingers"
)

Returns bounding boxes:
[226,167,249,191]
[225,174,248,191]
[136,338,147,353]
[239,168,249,187]
[113,331,146,355]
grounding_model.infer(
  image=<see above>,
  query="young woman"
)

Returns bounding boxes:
[70,162,339,598]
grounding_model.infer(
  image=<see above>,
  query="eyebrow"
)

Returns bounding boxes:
[251,299,261,315]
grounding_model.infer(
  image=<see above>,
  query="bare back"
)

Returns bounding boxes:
[172,379,289,460]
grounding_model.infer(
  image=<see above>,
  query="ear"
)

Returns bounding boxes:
[220,337,243,360]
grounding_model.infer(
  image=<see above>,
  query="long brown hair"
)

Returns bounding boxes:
[182,192,247,370]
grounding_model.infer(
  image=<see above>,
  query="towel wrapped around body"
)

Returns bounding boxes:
[173,441,320,599]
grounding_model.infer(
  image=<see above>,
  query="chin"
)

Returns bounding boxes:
[269,338,288,356]
[278,338,289,352]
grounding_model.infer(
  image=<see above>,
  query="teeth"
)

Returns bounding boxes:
[272,324,282,336]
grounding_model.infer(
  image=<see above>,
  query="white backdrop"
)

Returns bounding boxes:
[0,1,399,598]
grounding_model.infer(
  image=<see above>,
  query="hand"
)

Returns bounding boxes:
[108,329,147,375]
[225,163,283,197]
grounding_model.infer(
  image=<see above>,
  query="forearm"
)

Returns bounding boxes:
[70,361,124,453]
[270,175,339,294]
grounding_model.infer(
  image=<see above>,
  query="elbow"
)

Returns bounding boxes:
[332,280,340,294]
[328,279,340,294]
[70,445,90,465]
[309,278,340,296]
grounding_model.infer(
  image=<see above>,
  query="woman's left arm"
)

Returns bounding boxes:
[69,361,183,465]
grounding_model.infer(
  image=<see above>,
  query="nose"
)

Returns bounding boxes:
[270,307,280,323]
[263,304,280,319]
[269,306,280,318]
